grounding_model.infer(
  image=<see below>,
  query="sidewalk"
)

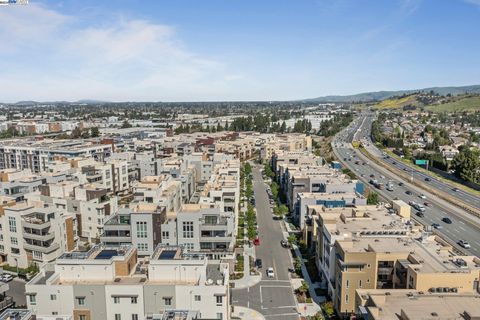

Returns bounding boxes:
[292,244,326,306]
[231,249,261,289]
[232,306,265,320]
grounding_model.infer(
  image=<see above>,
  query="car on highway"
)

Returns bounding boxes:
[424,202,431,207]
[266,267,275,278]
[442,217,452,224]
[419,194,427,199]
[255,259,263,268]
[398,182,404,186]
[431,223,442,229]
[416,212,424,218]
[452,187,459,192]
[405,190,412,195]
[425,177,431,182]
[369,174,375,178]
[458,240,471,249]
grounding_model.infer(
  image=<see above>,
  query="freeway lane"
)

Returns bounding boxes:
[232,164,299,320]
[333,115,480,255]
[358,114,480,212]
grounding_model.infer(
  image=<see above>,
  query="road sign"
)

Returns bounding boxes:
[415,159,428,166]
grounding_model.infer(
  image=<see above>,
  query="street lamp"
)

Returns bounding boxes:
[14,258,18,274]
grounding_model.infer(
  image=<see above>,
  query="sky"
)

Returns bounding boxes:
[0,0,479,102]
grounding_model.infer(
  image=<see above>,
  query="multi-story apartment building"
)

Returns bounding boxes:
[0,203,76,269]
[0,139,113,173]
[101,203,166,257]
[26,244,230,320]
[356,289,480,319]
[132,175,182,214]
[261,133,312,160]
[314,204,480,317]
[297,191,367,233]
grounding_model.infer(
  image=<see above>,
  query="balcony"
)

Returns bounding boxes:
[23,232,55,242]
[24,242,60,254]
[0,296,14,311]
[22,218,51,230]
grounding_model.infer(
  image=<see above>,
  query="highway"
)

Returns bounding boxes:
[332,114,480,256]
[357,114,480,212]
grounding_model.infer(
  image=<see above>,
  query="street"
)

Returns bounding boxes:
[6,278,26,307]
[333,114,480,255]
[232,164,299,320]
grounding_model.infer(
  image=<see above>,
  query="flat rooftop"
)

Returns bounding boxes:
[58,244,134,261]
[358,289,480,320]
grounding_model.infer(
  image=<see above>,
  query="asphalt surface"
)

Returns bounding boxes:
[333,114,480,256]
[358,114,480,212]
[5,278,26,307]
[232,164,299,320]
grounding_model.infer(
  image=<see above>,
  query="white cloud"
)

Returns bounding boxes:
[464,0,480,5]
[0,3,245,102]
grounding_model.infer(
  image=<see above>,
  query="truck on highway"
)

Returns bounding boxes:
[386,181,394,191]
[374,181,384,190]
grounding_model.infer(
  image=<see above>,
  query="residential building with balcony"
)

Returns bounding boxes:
[0,203,76,269]
[25,244,230,320]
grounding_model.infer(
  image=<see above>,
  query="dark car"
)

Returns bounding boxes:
[406,190,412,195]
[280,240,289,248]
[398,182,404,186]
[370,174,375,178]
[425,177,431,182]
[255,259,263,268]
[452,187,459,192]
[416,212,424,218]
[442,217,453,224]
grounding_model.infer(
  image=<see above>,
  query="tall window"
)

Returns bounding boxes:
[76,297,85,306]
[10,237,18,246]
[115,314,121,320]
[113,297,120,304]
[131,315,138,320]
[8,217,16,233]
[216,296,223,305]
[182,221,193,238]
[29,295,36,305]
[136,221,147,238]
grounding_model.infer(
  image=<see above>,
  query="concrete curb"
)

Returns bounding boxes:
[232,306,266,320]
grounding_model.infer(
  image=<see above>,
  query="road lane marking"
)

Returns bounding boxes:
[264,313,299,317]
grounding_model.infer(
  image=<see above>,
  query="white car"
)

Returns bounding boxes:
[419,194,427,199]
[266,267,275,278]
[458,240,471,249]
[1,274,13,282]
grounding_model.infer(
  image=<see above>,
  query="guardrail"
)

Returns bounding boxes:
[358,147,480,220]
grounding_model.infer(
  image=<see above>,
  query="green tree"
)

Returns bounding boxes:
[121,120,132,128]
[367,191,379,205]
[452,147,480,184]
[90,127,100,137]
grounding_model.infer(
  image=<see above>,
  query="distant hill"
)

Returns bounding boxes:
[306,84,480,103]
[426,96,480,113]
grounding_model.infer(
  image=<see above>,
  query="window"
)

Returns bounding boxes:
[131,315,138,320]
[0,245,3,252]
[137,243,148,251]
[163,297,172,305]
[367,264,371,268]
[79,316,86,320]
[345,294,349,303]
[33,251,42,259]
[216,296,223,305]
[345,280,349,288]
[50,294,56,301]
[194,295,201,301]
[52,312,58,315]
[8,217,16,233]
[114,297,120,304]
[204,216,218,225]
[29,295,36,305]
[184,243,194,251]
[162,231,169,238]
[76,297,85,306]
[182,221,194,238]
[115,314,121,320]
[131,297,137,304]
[136,221,147,238]
[216,313,223,320]
[359,280,362,288]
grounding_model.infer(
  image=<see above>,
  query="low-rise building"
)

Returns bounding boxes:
[26,244,230,320]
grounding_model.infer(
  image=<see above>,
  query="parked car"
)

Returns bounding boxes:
[280,240,289,248]
[253,237,260,246]
[458,240,471,249]
[1,274,13,282]
[442,217,452,224]
[266,267,275,278]
[255,259,263,268]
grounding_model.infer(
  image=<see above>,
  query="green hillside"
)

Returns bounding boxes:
[426,96,480,112]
